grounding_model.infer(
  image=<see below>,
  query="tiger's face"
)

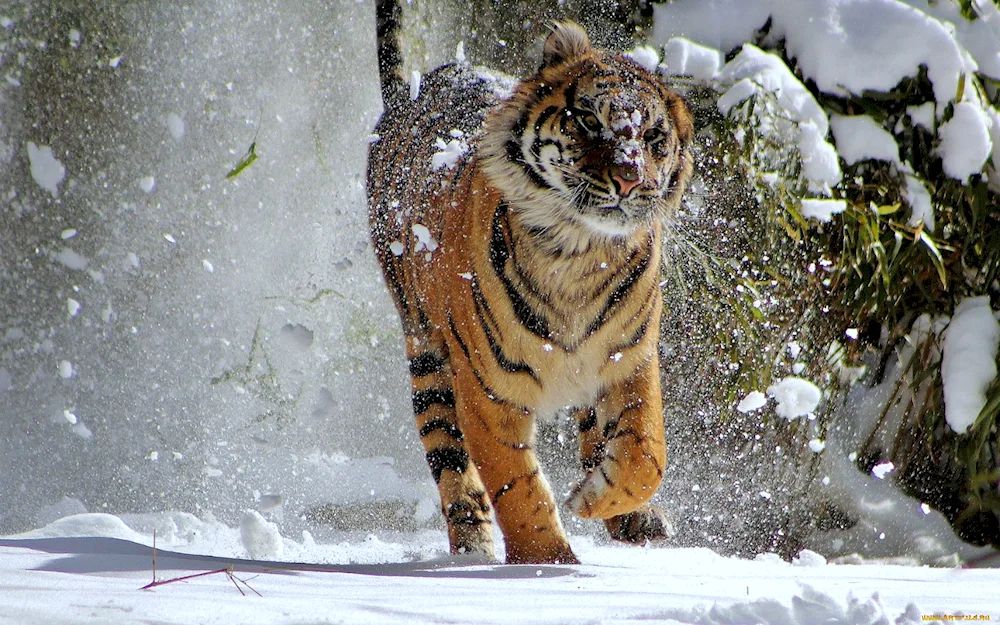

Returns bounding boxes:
[481,24,693,249]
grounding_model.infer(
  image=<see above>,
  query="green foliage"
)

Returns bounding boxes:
[722,30,1000,547]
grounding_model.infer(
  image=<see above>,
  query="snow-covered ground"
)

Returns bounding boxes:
[1,512,997,625]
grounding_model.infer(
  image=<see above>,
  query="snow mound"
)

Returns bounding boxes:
[667,584,918,625]
[659,37,721,80]
[240,510,284,560]
[14,513,146,543]
[936,101,994,183]
[625,46,660,73]
[941,295,1000,434]
[830,114,900,167]
[715,44,842,194]
[655,0,969,103]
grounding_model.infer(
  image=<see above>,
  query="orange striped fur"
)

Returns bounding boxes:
[368,22,693,564]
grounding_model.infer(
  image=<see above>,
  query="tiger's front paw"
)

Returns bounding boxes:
[566,467,635,519]
[604,505,673,545]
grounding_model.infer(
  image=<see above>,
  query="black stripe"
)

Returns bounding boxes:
[603,400,642,438]
[580,443,604,471]
[426,448,469,483]
[409,352,445,377]
[610,308,653,355]
[446,498,492,526]
[412,388,455,415]
[585,239,653,338]
[600,466,615,488]
[490,204,552,340]
[470,278,502,341]
[505,138,550,188]
[480,313,539,382]
[419,419,463,441]
[493,469,539,502]
[472,280,540,383]
[564,82,577,110]
[578,408,598,433]
[505,110,549,187]
[446,313,524,410]
[532,83,554,101]
[533,106,559,132]
[581,442,605,471]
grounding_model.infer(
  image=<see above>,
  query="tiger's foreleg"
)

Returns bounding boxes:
[573,406,673,544]
[406,332,496,560]
[568,361,667,521]
[451,366,579,564]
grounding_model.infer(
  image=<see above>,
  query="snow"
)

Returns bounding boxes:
[240,511,284,560]
[941,296,1000,434]
[655,0,1000,192]
[3,511,998,624]
[53,247,90,270]
[829,115,900,167]
[781,0,967,105]
[936,101,994,183]
[624,45,659,73]
[431,135,469,170]
[797,121,843,195]
[800,198,847,223]
[67,298,81,317]
[652,0,772,55]
[906,102,936,131]
[716,45,827,135]
[410,70,421,100]
[713,44,843,194]
[736,390,767,413]
[903,172,935,232]
[411,224,438,253]
[58,360,74,379]
[165,112,185,140]
[139,175,156,193]
[658,38,721,80]
[656,0,969,104]
[26,141,65,196]
[872,462,895,480]
[767,376,822,420]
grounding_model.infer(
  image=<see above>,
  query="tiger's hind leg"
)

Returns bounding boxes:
[406,331,496,560]
[568,364,669,539]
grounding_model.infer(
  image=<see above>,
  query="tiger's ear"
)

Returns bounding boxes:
[542,22,592,67]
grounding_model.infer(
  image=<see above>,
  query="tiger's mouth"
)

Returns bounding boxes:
[575,194,658,236]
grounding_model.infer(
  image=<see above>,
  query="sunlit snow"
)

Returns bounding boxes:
[941,296,1000,434]
[766,376,822,420]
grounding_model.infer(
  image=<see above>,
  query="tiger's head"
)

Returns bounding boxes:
[481,22,694,253]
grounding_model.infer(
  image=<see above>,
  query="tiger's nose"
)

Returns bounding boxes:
[611,165,642,197]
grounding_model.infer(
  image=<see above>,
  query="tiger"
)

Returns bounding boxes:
[367,15,694,564]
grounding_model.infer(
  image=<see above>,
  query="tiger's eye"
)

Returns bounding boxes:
[577,112,602,133]
[643,128,665,145]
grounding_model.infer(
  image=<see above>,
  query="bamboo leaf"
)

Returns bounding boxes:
[917,231,948,289]
[226,142,259,180]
